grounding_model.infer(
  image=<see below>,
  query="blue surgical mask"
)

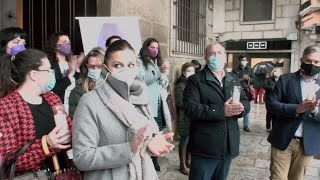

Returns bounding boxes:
[43,73,56,93]
[208,55,225,71]
[87,69,102,81]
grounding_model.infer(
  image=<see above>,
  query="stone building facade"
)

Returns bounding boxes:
[96,0,320,78]
[97,0,214,82]
[214,0,320,72]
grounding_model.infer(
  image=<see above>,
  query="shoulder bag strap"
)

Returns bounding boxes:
[9,140,34,180]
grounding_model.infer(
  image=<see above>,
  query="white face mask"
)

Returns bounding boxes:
[240,61,248,67]
[226,68,232,72]
[110,67,138,87]
[184,71,195,78]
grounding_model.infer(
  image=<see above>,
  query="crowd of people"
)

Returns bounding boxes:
[0,26,319,180]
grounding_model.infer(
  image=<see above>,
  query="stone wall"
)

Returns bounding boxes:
[102,0,214,83]
[214,0,320,72]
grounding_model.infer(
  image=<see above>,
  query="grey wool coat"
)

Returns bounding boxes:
[72,71,159,180]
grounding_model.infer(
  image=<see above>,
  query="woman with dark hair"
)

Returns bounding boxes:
[68,47,105,118]
[0,49,72,177]
[44,32,84,109]
[174,62,195,175]
[0,27,27,56]
[137,38,172,171]
[0,27,28,98]
[72,39,174,180]
[105,35,122,49]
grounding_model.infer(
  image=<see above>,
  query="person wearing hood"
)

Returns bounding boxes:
[174,62,195,175]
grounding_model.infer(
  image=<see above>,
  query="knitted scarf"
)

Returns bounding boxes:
[95,70,159,180]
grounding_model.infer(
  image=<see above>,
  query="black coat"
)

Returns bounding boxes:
[50,60,80,102]
[263,77,276,104]
[183,66,250,159]
[174,75,190,136]
[232,65,253,88]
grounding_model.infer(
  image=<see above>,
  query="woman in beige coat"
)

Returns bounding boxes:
[72,40,174,180]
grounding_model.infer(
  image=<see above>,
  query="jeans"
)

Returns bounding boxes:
[189,154,232,180]
[243,113,250,128]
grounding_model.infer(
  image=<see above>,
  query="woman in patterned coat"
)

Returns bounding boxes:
[0,49,72,176]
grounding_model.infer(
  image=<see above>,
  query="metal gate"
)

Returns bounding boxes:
[23,0,96,54]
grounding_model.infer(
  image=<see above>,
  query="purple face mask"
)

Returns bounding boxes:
[57,43,71,56]
[148,48,159,59]
[10,44,26,56]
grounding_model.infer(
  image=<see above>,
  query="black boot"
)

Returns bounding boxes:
[151,156,160,171]
[179,146,189,175]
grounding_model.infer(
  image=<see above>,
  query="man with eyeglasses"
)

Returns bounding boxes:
[183,43,250,180]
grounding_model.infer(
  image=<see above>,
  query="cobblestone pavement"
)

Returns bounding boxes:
[161,103,320,180]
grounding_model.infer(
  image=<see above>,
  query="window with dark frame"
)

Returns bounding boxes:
[243,0,273,22]
[173,0,206,56]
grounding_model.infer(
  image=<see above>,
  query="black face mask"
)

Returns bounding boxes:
[301,62,320,77]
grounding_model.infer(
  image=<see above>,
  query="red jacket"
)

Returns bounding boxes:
[0,90,72,172]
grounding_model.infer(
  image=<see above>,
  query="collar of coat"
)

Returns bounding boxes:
[201,65,234,84]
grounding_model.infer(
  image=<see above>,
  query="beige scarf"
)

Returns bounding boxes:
[95,70,159,180]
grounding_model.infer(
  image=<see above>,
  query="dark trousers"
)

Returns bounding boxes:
[266,111,276,129]
[189,154,232,180]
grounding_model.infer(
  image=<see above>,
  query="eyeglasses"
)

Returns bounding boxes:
[86,64,104,69]
[37,69,55,74]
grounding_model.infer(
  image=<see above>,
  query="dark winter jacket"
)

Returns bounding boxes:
[183,66,250,159]
[68,81,86,119]
[174,75,190,137]
[232,65,253,88]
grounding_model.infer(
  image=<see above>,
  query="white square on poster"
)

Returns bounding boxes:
[76,16,142,55]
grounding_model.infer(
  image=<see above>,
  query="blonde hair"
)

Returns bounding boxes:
[80,47,105,92]
[271,67,283,77]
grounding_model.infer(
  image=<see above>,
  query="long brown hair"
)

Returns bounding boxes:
[44,32,71,62]
[138,38,163,69]
[80,47,105,92]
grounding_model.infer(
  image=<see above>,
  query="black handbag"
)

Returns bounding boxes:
[2,141,53,180]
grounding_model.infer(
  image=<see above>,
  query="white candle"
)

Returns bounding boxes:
[233,86,241,103]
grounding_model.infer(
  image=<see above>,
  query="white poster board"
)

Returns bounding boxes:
[76,16,142,55]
